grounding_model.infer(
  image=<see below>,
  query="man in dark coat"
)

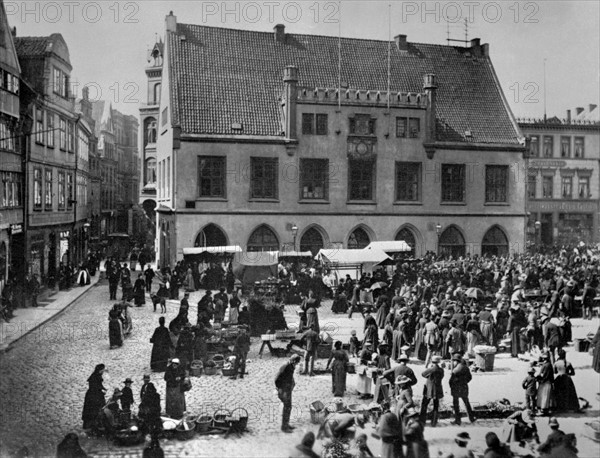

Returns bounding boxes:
[144,265,155,293]
[149,317,173,372]
[275,354,301,432]
[301,324,320,376]
[383,353,417,389]
[231,326,250,380]
[419,355,444,426]
[449,354,475,425]
[214,287,229,312]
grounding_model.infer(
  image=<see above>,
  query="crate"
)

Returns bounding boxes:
[475,352,495,371]
[309,401,327,425]
[574,338,590,352]
[261,334,276,341]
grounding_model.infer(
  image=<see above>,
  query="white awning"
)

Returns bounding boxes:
[182,245,242,255]
[365,241,411,252]
[278,250,313,258]
[315,248,390,265]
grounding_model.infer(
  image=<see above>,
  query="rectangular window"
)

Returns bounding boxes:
[198,156,226,198]
[578,176,590,198]
[44,169,52,209]
[316,114,328,135]
[542,176,553,198]
[35,108,44,144]
[58,172,65,209]
[395,117,407,138]
[408,118,420,138]
[302,113,314,135]
[53,67,68,98]
[543,136,553,157]
[166,157,170,196]
[349,114,376,135]
[47,113,55,147]
[574,137,584,158]
[53,68,61,94]
[59,118,67,150]
[33,168,42,209]
[529,135,539,157]
[528,175,537,199]
[395,162,420,201]
[441,164,465,202]
[67,173,74,208]
[68,122,75,152]
[561,176,573,198]
[348,159,375,200]
[560,137,571,158]
[300,159,329,200]
[485,165,508,203]
[1,172,22,208]
[0,116,15,152]
[250,157,278,199]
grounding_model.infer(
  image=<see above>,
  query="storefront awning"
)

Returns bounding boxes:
[365,241,411,253]
[182,245,242,255]
[315,248,390,265]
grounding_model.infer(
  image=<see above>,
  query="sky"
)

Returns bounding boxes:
[5,0,600,120]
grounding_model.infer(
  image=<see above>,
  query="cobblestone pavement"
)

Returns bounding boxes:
[1,281,599,457]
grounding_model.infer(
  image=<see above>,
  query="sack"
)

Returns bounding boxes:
[180,377,192,392]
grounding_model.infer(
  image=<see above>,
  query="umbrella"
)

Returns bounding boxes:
[465,287,485,300]
[369,281,388,291]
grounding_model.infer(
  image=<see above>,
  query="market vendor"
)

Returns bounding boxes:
[501,408,539,445]
[318,410,366,441]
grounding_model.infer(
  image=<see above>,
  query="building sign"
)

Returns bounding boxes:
[532,201,597,212]
[529,160,567,168]
[9,224,23,235]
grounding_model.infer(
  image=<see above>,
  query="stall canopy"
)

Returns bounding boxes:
[315,248,390,265]
[232,251,278,285]
[365,241,411,253]
[182,245,242,255]
[278,250,313,258]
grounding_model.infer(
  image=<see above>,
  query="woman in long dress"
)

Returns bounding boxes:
[536,353,555,415]
[375,294,390,329]
[82,364,107,429]
[108,308,123,349]
[376,409,403,458]
[228,289,242,325]
[326,341,349,397]
[164,359,186,419]
[133,274,146,306]
[150,316,173,372]
[553,349,579,412]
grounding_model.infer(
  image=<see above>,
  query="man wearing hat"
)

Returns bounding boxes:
[537,417,565,454]
[383,353,417,393]
[120,378,135,413]
[393,375,415,420]
[231,325,251,380]
[522,367,538,414]
[275,354,302,432]
[140,374,152,401]
[419,355,444,427]
[214,287,229,319]
[507,304,527,357]
[449,354,475,425]
[179,292,190,315]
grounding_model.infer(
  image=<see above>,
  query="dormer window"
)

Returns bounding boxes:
[53,67,69,98]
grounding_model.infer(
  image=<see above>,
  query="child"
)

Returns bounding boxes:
[522,366,537,414]
[121,378,135,413]
[355,433,374,458]
[349,330,360,358]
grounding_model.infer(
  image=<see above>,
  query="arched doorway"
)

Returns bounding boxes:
[300,227,324,256]
[481,226,509,257]
[247,225,279,252]
[395,227,416,258]
[194,224,228,248]
[347,227,371,249]
[438,226,466,259]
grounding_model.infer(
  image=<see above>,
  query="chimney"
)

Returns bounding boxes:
[589,104,598,112]
[566,110,571,123]
[470,38,482,57]
[576,107,584,115]
[274,24,285,43]
[423,74,437,144]
[394,34,408,51]
[166,11,177,32]
[283,66,299,140]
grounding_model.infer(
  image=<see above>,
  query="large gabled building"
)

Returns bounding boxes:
[152,13,527,268]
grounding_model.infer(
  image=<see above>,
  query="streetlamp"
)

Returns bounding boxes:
[534,220,541,249]
[291,224,298,251]
[435,223,442,256]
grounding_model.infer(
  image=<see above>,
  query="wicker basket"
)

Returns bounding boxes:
[227,407,249,430]
[212,354,225,369]
[204,366,217,376]
[213,408,231,428]
[222,366,236,377]
[190,360,203,377]
[113,429,144,446]
[175,421,196,440]
[195,415,212,433]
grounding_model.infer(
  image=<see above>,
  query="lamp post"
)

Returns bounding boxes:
[291,224,298,251]
[435,223,442,256]
[534,220,541,250]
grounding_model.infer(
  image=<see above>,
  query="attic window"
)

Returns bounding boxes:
[231,123,243,131]
[340,82,349,89]
[464,129,472,138]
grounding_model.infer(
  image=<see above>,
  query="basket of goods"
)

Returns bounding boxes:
[329,397,345,413]
[114,425,144,446]
[309,400,327,425]
[345,362,356,374]
[212,354,225,369]
[190,360,203,377]
[212,408,232,428]
[221,362,236,377]
[175,420,196,440]
[347,404,367,415]
[227,407,249,430]
[161,418,178,438]
[204,360,217,376]
[195,415,213,433]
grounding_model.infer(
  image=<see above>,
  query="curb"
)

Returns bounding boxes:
[0,277,102,354]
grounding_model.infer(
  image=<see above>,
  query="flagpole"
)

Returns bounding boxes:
[338,0,341,113]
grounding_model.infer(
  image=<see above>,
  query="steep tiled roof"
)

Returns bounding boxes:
[14,36,52,57]
[169,24,520,144]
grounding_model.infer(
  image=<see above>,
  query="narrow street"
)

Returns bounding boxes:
[1,280,599,457]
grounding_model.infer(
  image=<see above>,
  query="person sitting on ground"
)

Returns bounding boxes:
[483,432,513,458]
[142,433,164,458]
[444,431,475,458]
[354,433,375,458]
[56,432,88,458]
[537,417,565,455]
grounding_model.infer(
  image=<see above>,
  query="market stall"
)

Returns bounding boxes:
[315,248,390,280]
[231,251,278,288]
